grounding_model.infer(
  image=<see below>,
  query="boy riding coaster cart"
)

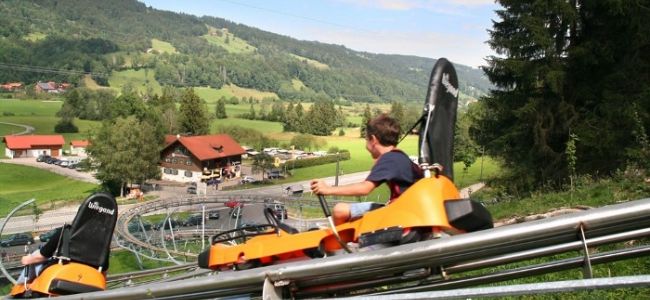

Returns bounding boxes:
[198,58,493,271]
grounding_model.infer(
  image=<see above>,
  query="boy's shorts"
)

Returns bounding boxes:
[349,202,384,220]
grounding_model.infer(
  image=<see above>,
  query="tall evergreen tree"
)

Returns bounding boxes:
[215,98,227,119]
[475,0,650,191]
[178,88,210,135]
[360,104,372,138]
[389,101,405,135]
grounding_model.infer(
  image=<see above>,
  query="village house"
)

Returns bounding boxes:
[34,81,70,94]
[2,135,65,158]
[0,82,23,91]
[70,140,90,156]
[160,134,246,183]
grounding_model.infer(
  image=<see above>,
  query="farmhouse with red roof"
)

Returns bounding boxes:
[160,134,246,183]
[70,140,90,156]
[2,135,65,158]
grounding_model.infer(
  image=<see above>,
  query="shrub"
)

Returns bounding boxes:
[287,150,350,169]
[54,119,79,133]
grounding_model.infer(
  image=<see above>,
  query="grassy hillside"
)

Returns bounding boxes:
[203,26,256,54]
[151,38,178,54]
[195,84,278,103]
[108,69,163,95]
[0,163,98,216]
[289,53,329,70]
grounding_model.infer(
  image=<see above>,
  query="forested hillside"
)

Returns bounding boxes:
[0,0,490,104]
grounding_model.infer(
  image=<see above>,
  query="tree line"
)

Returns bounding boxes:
[472,0,650,193]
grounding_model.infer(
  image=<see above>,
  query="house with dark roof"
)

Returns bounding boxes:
[34,81,70,94]
[160,134,246,183]
[3,135,65,158]
[70,140,90,156]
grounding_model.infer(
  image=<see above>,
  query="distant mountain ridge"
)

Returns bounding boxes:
[0,0,492,105]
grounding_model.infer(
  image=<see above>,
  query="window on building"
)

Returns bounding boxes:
[165,157,171,163]
[185,171,192,177]
[164,168,172,174]
[185,159,192,166]
[172,169,178,175]
[172,158,178,164]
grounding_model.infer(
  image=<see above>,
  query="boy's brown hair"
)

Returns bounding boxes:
[366,114,401,146]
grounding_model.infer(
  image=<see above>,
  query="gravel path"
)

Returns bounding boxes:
[0,121,34,135]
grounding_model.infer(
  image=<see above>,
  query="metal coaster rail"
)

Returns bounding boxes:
[56,197,650,299]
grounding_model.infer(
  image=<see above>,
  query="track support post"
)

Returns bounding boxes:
[579,223,593,279]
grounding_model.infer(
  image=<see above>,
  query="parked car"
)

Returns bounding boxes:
[128,219,153,233]
[154,219,181,231]
[240,176,257,184]
[230,209,242,219]
[186,185,197,194]
[36,154,51,162]
[1,233,34,247]
[38,228,59,242]
[266,203,288,219]
[184,214,207,227]
[207,210,220,220]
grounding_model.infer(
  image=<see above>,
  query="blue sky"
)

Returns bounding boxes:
[140,0,500,68]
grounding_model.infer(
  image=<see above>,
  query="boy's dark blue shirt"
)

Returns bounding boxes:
[366,150,422,203]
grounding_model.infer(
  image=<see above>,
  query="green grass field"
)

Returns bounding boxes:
[108,69,162,95]
[23,32,46,42]
[292,79,306,90]
[0,123,24,136]
[289,53,329,70]
[0,99,101,155]
[211,117,284,134]
[151,38,178,54]
[196,84,278,104]
[202,27,256,54]
[0,163,98,216]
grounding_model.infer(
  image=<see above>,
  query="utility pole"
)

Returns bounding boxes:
[335,152,340,186]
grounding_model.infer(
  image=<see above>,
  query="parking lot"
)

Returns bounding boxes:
[0,157,99,184]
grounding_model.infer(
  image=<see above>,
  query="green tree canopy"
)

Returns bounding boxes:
[87,116,161,196]
[178,88,210,135]
[474,0,650,192]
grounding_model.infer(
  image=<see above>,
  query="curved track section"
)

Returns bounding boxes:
[115,195,308,260]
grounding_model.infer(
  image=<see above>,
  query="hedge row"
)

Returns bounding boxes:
[285,151,350,169]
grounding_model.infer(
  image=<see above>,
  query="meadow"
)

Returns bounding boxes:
[195,84,278,103]
[202,27,256,54]
[0,99,100,155]
[108,69,163,95]
[0,163,98,216]
[150,38,178,54]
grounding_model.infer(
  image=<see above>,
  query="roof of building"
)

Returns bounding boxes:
[3,135,65,149]
[70,140,90,147]
[164,134,246,161]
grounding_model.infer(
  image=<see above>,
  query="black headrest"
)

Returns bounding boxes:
[68,192,118,268]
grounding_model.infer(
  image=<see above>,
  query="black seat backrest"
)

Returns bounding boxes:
[61,193,118,269]
[444,199,493,232]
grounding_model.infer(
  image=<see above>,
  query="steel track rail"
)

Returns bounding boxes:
[54,197,650,300]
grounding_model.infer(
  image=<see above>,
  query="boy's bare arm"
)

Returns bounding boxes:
[310,180,375,196]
